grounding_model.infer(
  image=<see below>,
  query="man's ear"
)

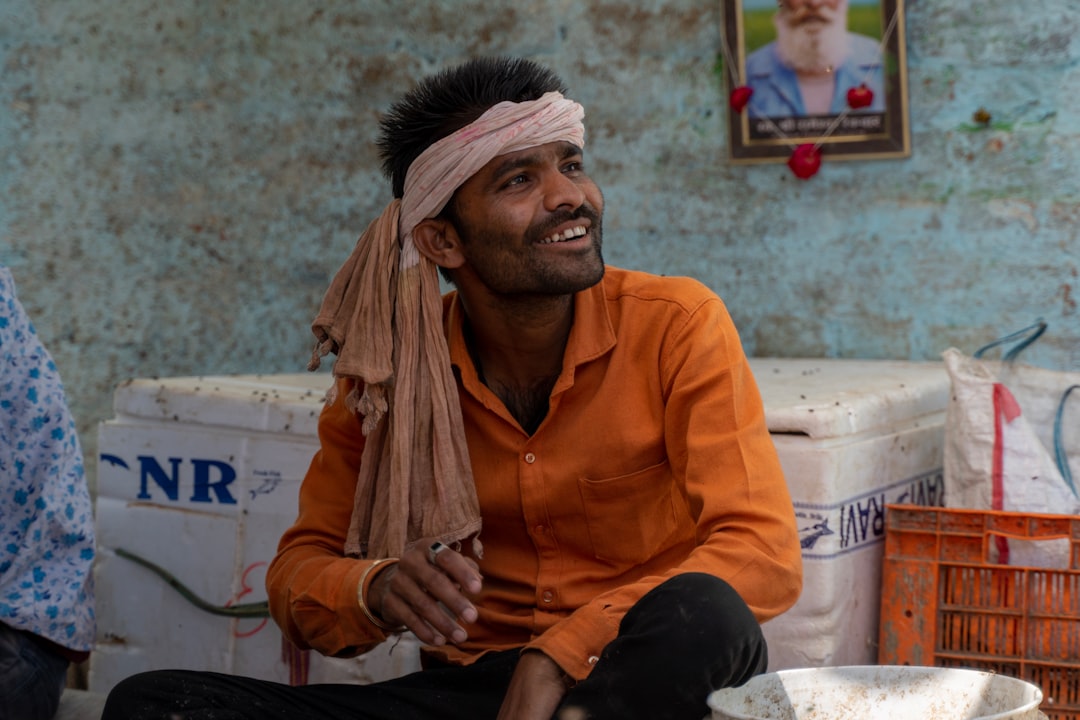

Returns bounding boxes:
[412,217,465,269]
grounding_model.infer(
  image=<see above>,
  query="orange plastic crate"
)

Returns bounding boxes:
[879,504,1080,720]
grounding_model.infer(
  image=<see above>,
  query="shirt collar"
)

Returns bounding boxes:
[446,271,617,393]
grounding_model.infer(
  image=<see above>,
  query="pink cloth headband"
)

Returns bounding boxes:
[398,91,585,266]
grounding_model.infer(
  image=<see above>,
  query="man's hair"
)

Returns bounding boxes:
[377,56,568,199]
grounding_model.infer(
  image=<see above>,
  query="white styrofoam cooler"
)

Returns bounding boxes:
[90,373,421,694]
[749,358,950,671]
[90,358,949,692]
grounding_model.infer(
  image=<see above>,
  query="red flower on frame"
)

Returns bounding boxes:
[729,86,753,112]
[847,84,874,109]
[787,144,822,180]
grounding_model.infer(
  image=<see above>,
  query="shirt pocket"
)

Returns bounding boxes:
[578,459,678,566]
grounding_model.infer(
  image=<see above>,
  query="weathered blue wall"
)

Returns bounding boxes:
[2,0,1078,489]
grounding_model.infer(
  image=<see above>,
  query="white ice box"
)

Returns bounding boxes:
[748,358,950,671]
[91,358,949,691]
[90,373,421,694]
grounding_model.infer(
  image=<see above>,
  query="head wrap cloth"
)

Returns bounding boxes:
[308,92,585,559]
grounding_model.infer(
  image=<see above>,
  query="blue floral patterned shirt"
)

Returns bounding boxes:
[0,267,95,652]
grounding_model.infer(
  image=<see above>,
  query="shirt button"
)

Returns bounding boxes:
[534,525,546,535]
[588,656,599,666]
[524,452,536,464]
[542,590,553,603]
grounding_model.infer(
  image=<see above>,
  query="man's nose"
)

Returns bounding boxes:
[542,169,585,212]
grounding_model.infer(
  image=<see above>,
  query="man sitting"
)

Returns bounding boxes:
[103,56,802,720]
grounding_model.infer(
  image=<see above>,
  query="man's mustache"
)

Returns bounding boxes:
[784,9,837,26]
[527,204,602,243]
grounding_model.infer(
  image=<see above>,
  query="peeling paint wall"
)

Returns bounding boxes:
[2,0,1078,491]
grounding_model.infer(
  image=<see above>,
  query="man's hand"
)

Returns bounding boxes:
[496,651,571,720]
[368,539,482,645]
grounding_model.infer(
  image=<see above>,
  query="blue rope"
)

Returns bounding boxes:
[973,320,1048,362]
[1055,384,1080,498]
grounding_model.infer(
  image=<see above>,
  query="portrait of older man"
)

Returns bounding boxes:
[744,0,887,119]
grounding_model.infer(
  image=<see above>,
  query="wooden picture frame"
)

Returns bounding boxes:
[722,0,910,164]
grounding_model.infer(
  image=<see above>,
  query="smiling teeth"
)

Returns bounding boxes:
[540,225,587,244]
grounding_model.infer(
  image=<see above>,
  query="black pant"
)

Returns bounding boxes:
[0,623,70,720]
[103,573,767,720]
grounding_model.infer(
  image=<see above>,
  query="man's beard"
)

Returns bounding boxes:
[774,5,851,74]
[454,203,606,298]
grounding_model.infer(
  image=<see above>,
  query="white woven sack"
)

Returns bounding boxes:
[942,347,1080,567]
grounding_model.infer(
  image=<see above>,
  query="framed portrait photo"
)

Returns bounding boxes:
[721,0,910,164]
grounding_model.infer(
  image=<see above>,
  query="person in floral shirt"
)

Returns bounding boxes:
[0,266,95,720]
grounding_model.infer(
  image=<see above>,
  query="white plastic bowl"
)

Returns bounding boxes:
[707,666,1044,720]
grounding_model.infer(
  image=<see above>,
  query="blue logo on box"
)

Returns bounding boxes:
[795,468,945,559]
[100,453,238,504]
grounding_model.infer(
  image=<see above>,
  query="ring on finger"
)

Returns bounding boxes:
[427,541,449,565]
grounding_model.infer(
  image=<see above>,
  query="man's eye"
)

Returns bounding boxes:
[563,162,583,173]
[505,174,527,187]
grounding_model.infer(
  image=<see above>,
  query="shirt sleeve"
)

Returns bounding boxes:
[525,295,803,680]
[265,376,393,657]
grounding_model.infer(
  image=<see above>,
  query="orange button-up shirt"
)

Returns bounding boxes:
[266,267,802,681]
